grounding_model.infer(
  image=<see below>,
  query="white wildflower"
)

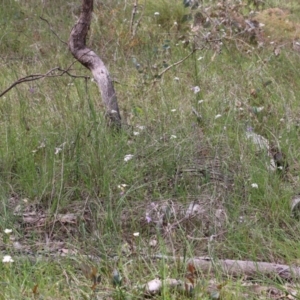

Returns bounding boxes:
[209,235,216,242]
[154,12,160,16]
[171,109,176,112]
[117,184,128,189]
[198,100,204,104]
[4,229,12,234]
[133,232,140,237]
[251,183,258,189]
[118,184,128,195]
[191,86,201,94]
[174,77,179,81]
[124,154,134,162]
[38,142,45,149]
[256,106,264,112]
[170,135,177,139]
[2,255,14,263]
[54,142,66,155]
[198,56,203,60]
[136,125,145,130]
[55,147,62,155]
[149,239,157,247]
[215,114,222,119]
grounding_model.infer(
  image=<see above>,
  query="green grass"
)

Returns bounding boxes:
[1,0,300,298]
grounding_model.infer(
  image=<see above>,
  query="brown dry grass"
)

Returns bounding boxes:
[254,8,300,43]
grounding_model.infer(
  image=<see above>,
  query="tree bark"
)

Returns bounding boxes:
[68,0,121,127]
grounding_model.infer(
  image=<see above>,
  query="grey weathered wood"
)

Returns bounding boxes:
[189,257,300,281]
[153,255,300,281]
[68,0,121,127]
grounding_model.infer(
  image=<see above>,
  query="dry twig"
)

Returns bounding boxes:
[40,17,68,45]
[158,48,198,78]
[0,66,89,98]
[130,0,138,36]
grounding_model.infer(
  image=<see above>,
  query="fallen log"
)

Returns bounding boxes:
[189,257,300,281]
[153,255,300,281]
[3,250,300,282]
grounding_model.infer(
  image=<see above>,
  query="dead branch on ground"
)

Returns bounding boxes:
[153,255,300,281]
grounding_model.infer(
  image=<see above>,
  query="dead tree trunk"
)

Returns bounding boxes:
[68,0,121,128]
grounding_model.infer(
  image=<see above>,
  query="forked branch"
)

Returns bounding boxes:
[0,67,89,98]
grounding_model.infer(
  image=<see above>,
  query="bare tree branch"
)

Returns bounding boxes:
[68,0,121,128]
[158,48,198,78]
[131,1,145,38]
[40,17,68,45]
[130,0,138,36]
[0,67,89,98]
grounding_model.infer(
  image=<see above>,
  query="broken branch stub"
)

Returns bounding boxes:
[68,0,121,127]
